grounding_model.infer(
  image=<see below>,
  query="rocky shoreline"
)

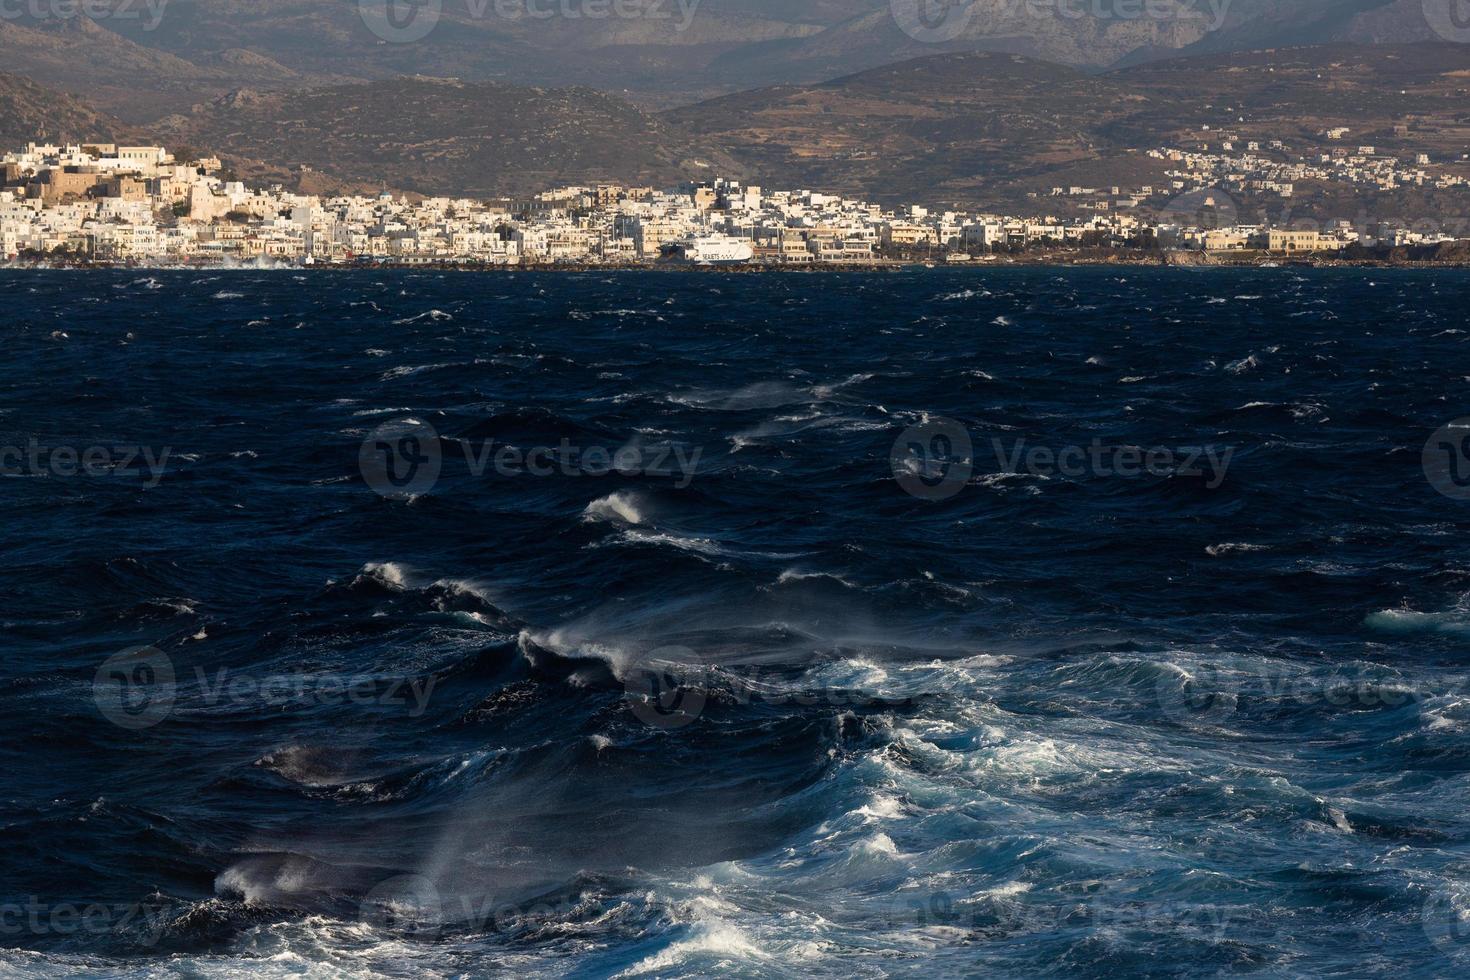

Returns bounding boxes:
[4,248,1470,272]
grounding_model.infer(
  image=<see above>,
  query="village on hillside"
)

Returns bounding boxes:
[3,139,1469,267]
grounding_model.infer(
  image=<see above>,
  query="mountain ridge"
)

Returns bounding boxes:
[4,40,1470,218]
[1,0,1464,117]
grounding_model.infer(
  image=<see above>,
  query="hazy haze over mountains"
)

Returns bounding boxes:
[0,0,1464,118]
[3,0,1470,211]
[6,39,1462,215]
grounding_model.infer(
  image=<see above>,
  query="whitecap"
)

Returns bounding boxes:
[616,529,727,557]
[617,920,767,976]
[379,362,454,380]
[1366,608,1470,637]
[583,491,647,525]
[392,309,454,325]
[775,569,860,589]
[358,561,411,589]
[1206,542,1270,556]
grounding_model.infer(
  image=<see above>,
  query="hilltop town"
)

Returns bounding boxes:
[3,141,1470,268]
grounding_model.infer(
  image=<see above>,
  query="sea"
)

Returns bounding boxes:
[3,266,1470,977]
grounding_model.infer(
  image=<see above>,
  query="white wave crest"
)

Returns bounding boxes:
[583,491,647,525]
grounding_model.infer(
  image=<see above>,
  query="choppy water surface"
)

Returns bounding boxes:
[4,267,1470,977]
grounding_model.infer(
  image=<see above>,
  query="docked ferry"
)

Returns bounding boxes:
[660,235,755,266]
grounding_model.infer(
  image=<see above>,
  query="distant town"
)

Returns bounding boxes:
[3,140,1470,268]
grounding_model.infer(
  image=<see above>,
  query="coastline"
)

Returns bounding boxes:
[5,251,1470,271]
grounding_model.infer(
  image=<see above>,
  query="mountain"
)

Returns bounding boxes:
[666,43,1470,213]
[1109,40,1470,150]
[0,13,317,123]
[0,71,132,148]
[148,77,743,199]
[1168,0,1459,56]
[6,38,1470,220]
[1,0,835,113]
[664,51,1142,206]
[0,0,1457,118]
[724,0,1229,83]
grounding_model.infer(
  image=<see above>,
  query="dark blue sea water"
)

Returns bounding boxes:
[3,266,1470,977]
